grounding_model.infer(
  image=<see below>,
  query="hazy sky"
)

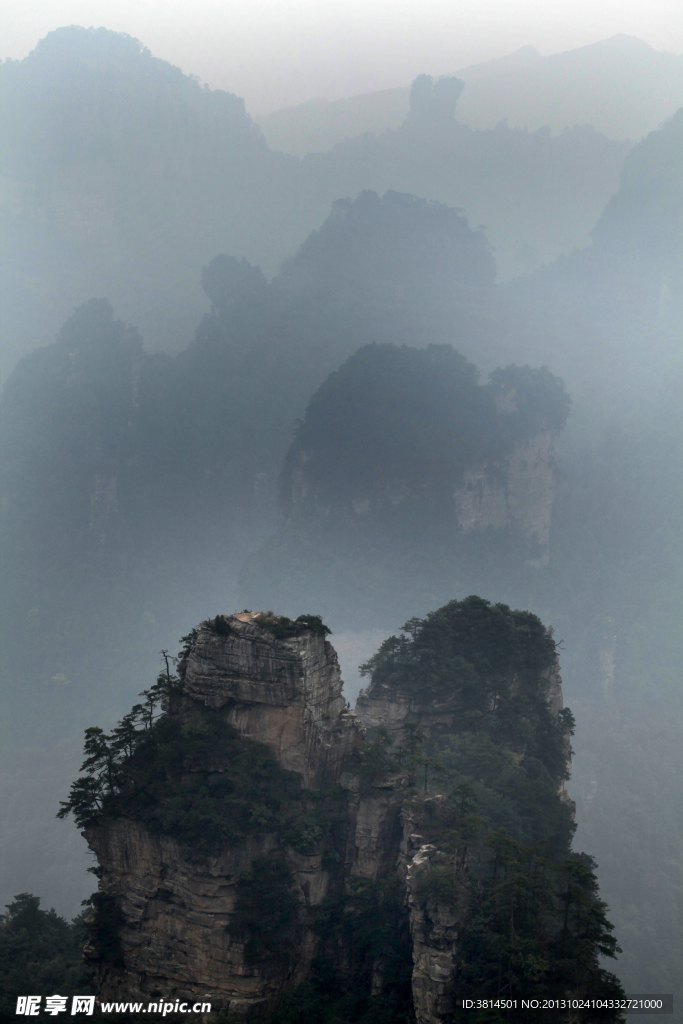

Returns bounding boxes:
[4,0,683,113]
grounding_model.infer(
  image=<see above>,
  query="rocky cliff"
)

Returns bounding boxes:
[79,601,622,1023]
[240,350,571,628]
[82,613,409,1015]
[278,350,567,561]
[179,613,353,789]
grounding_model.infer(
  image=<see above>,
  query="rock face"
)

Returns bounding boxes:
[401,805,461,1024]
[86,821,285,1012]
[453,431,558,559]
[84,608,574,1020]
[83,614,410,1015]
[180,614,353,789]
[354,626,576,1024]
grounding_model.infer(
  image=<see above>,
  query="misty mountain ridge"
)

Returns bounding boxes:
[1,24,637,380]
[255,44,543,156]
[0,26,298,377]
[500,105,683,394]
[0,190,500,682]
[257,35,683,155]
[2,20,683,1015]
[0,188,526,919]
[2,108,680,668]
[242,344,570,626]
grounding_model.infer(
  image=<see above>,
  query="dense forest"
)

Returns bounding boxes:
[0,895,94,1023]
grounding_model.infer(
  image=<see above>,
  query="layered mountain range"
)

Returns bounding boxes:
[0,26,639,377]
[1,21,683,1017]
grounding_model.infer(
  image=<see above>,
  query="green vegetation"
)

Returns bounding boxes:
[0,894,94,1023]
[413,794,623,1020]
[360,596,569,788]
[360,596,624,1019]
[267,875,413,1024]
[54,600,624,1021]
[253,613,332,640]
[282,811,330,854]
[229,859,300,964]
[209,613,331,640]
[486,364,572,440]
[57,644,302,854]
[80,892,124,971]
[361,596,557,700]
[353,723,445,792]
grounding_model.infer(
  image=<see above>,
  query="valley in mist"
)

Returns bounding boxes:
[0,18,682,1022]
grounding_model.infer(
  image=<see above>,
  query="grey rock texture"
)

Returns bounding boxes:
[453,431,559,560]
[86,820,287,1011]
[84,611,573,1020]
[400,802,462,1024]
[85,615,364,1012]
[180,614,355,788]
[84,614,415,1014]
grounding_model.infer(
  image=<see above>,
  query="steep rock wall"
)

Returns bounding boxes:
[84,614,411,1015]
[356,628,577,1024]
[84,607,579,1021]
[179,614,354,788]
[400,802,461,1024]
[453,431,558,557]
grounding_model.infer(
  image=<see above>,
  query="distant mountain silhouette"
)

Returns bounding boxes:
[255,45,542,157]
[1,26,632,379]
[0,190,494,706]
[457,36,683,139]
[499,106,683,388]
[258,36,683,154]
[303,86,629,281]
[0,27,300,376]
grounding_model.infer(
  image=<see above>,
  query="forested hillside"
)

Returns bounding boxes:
[244,344,570,622]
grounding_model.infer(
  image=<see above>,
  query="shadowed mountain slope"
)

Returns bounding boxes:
[0,189,495,742]
[497,105,683,392]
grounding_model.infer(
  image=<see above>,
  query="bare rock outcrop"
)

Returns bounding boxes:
[85,614,365,1014]
[179,613,355,788]
[453,430,559,561]
[400,805,461,1024]
[83,614,421,1015]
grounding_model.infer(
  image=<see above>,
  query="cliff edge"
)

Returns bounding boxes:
[67,601,623,1023]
